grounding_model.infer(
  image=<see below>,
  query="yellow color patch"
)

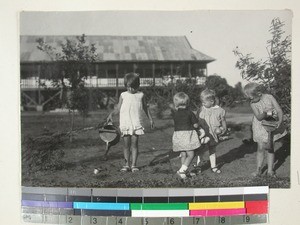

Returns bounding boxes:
[189,201,245,210]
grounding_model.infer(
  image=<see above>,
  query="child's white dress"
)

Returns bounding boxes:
[199,105,226,143]
[119,91,145,136]
[251,94,287,143]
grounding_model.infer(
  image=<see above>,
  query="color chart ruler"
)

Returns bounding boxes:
[22,186,268,225]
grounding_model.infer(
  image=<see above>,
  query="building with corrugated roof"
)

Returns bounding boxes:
[20,35,215,111]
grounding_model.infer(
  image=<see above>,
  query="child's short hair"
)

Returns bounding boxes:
[200,89,216,102]
[124,73,140,89]
[173,92,189,109]
[243,82,263,97]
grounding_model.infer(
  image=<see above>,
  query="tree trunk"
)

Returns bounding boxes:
[69,109,75,143]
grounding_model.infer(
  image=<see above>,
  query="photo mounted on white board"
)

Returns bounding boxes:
[20,10,291,188]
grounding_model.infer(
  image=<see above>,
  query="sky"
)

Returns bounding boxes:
[20,10,292,86]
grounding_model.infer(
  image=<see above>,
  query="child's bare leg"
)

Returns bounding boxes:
[192,148,199,167]
[123,136,131,167]
[267,152,275,174]
[195,148,204,166]
[178,152,188,173]
[180,152,187,165]
[131,135,139,167]
[184,150,195,168]
[254,142,265,175]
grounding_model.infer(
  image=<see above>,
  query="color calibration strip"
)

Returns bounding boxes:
[22,186,268,224]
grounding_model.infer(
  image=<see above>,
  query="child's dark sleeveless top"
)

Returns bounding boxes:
[172,108,198,131]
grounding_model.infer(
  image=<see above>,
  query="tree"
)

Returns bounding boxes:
[36,34,98,141]
[233,18,291,115]
[144,75,237,118]
[206,75,236,107]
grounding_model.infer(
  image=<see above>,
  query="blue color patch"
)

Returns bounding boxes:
[73,202,130,210]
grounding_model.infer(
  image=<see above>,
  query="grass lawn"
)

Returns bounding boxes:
[21,106,290,188]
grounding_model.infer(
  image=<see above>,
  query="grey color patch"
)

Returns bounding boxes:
[22,193,45,201]
[45,194,67,201]
[143,189,169,197]
[168,189,194,197]
[92,188,118,196]
[117,188,143,197]
[68,188,92,196]
[22,206,43,214]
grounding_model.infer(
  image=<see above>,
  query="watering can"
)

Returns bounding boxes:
[98,121,120,160]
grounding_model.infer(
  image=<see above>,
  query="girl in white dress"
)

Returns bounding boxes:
[107,73,154,172]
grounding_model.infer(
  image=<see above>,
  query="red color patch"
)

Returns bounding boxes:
[245,200,268,214]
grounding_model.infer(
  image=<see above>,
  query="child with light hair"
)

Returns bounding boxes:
[171,92,205,179]
[243,82,287,177]
[197,89,227,174]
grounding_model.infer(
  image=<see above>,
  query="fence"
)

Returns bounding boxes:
[20,76,206,89]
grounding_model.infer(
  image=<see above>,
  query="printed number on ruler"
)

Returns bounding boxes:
[218,217,227,224]
[117,218,123,224]
[66,215,81,224]
[193,218,202,224]
[90,217,98,224]
[168,217,181,225]
[243,216,251,223]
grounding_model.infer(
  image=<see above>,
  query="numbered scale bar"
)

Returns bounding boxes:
[22,187,269,203]
[21,200,268,215]
[22,214,267,225]
[21,186,269,224]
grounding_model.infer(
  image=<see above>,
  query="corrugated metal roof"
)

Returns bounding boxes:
[20,35,215,63]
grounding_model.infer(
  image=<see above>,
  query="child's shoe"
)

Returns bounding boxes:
[176,170,187,179]
[131,166,140,172]
[190,167,201,176]
[120,166,130,172]
[211,167,221,174]
[267,171,277,178]
[251,167,263,177]
[219,136,229,141]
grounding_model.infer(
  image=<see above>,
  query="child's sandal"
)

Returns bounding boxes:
[191,165,202,175]
[176,170,187,179]
[131,166,140,172]
[251,168,263,177]
[267,171,277,178]
[120,166,130,172]
[251,171,261,177]
[211,167,221,174]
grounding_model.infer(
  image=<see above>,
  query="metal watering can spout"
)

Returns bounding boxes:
[98,121,120,160]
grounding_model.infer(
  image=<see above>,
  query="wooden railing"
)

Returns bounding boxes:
[20,76,206,89]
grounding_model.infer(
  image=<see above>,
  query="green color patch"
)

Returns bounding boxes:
[130,203,188,210]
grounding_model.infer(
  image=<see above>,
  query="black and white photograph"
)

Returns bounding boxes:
[20,10,291,189]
